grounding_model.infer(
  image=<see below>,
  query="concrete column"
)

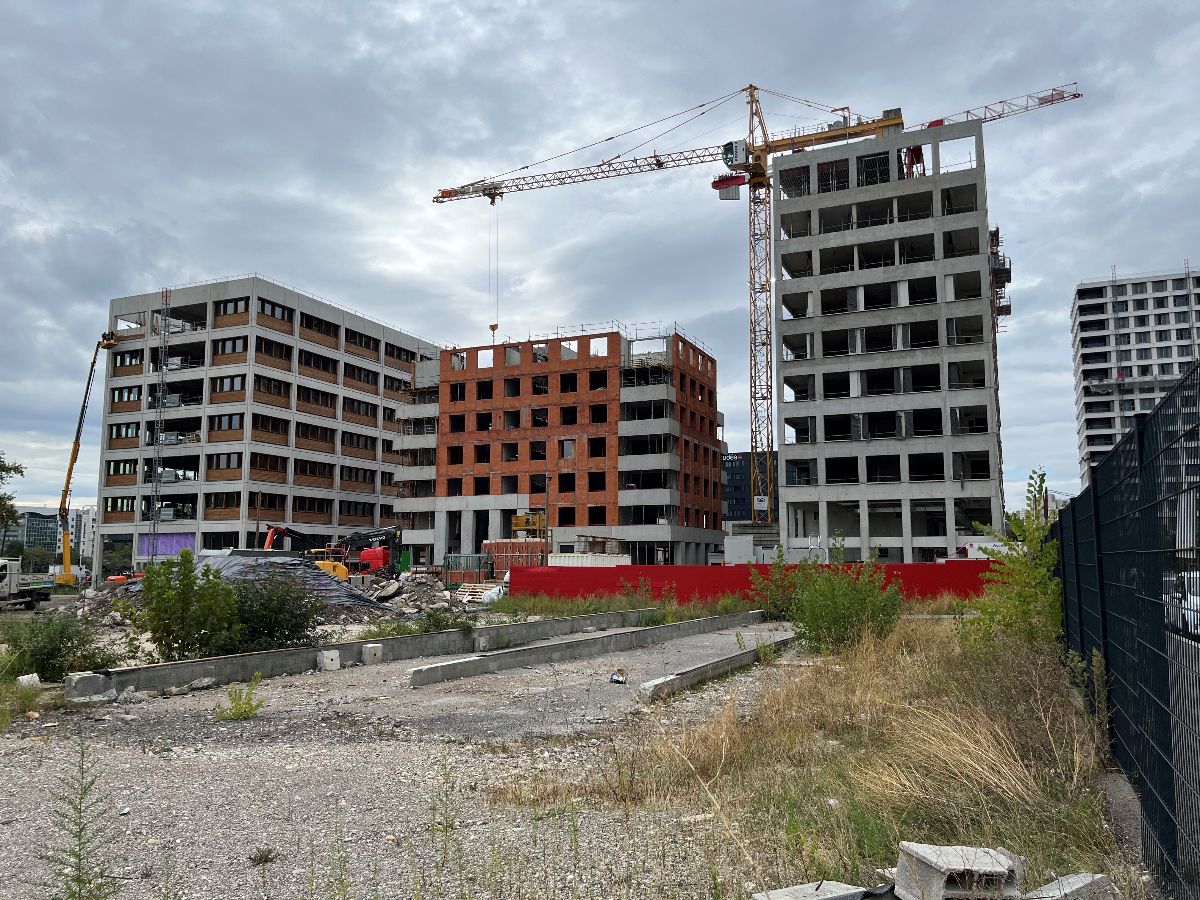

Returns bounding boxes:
[858,498,871,559]
[944,497,957,558]
[817,500,829,556]
[897,279,910,307]
[460,511,476,557]
[433,509,449,564]
[901,497,914,563]
[488,509,502,549]
[850,370,862,398]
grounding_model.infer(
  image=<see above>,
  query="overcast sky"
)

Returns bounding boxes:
[1,0,1197,511]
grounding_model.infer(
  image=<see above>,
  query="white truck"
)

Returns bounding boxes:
[0,558,53,609]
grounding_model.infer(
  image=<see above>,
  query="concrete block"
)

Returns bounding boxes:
[186,677,217,691]
[752,881,865,900]
[361,644,383,666]
[316,650,341,672]
[70,688,117,705]
[16,674,40,690]
[1025,874,1119,900]
[64,672,112,700]
[895,842,1022,900]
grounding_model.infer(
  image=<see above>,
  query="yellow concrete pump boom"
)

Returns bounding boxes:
[57,331,118,587]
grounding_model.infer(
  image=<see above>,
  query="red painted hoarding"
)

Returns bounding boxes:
[510,561,994,602]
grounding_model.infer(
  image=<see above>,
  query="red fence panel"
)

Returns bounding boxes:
[509,561,994,603]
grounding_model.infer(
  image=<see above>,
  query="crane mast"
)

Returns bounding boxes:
[433,82,1081,529]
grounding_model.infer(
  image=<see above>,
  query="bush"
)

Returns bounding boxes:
[133,549,238,661]
[357,609,474,641]
[214,673,265,721]
[751,550,902,653]
[226,571,324,653]
[0,614,120,682]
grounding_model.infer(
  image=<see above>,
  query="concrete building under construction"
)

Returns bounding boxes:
[394,324,727,566]
[772,120,1008,561]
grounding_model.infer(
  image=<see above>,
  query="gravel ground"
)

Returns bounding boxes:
[0,621,794,899]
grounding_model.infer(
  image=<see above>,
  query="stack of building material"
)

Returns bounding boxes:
[482,539,546,577]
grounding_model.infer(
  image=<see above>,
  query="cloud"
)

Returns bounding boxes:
[1,0,1197,513]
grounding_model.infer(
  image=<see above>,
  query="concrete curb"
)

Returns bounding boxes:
[63,608,661,700]
[407,610,766,687]
[636,632,794,703]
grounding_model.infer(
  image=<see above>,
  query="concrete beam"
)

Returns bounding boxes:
[636,632,794,702]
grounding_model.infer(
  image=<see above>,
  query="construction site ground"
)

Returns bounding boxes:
[0,619,794,899]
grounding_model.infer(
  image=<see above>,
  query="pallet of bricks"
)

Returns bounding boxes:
[481,539,545,578]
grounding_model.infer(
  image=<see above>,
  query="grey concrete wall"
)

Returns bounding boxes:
[636,632,794,702]
[407,610,765,687]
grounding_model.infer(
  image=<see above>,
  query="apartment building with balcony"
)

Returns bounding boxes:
[1072,268,1200,484]
[772,119,1007,562]
[395,325,726,565]
[94,275,441,569]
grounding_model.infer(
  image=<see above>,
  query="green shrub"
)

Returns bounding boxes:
[750,550,902,653]
[357,610,473,641]
[226,571,324,653]
[214,672,265,721]
[132,549,238,661]
[0,614,120,682]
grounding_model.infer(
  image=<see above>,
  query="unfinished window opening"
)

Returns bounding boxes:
[909,452,945,482]
[588,437,606,458]
[450,351,466,371]
[560,406,578,425]
[863,324,895,353]
[501,442,518,462]
[781,250,813,279]
[899,234,935,265]
[449,414,466,434]
[503,377,521,398]
[910,408,943,437]
[896,191,933,221]
[784,416,816,444]
[825,456,859,485]
[587,506,606,526]
[866,500,902,538]
[778,165,811,199]
[784,458,815,486]
[556,506,576,527]
[866,455,901,483]
[449,383,466,402]
[950,405,989,436]
[528,375,547,396]
[559,372,578,393]
[531,407,549,428]
[473,476,491,495]
[780,210,811,240]
[949,270,982,302]
[502,345,519,366]
[559,438,576,459]
[906,320,939,350]
[911,500,947,537]
[943,227,980,259]
[939,136,978,173]
[532,342,549,363]
[589,336,608,357]
[822,372,851,399]
[954,498,992,535]
[475,380,493,400]
[558,472,576,493]
[897,143,931,180]
[589,403,608,424]
[529,474,547,494]
[782,291,810,319]
[782,334,812,361]
[856,150,891,187]
[856,198,892,229]
[863,282,897,311]
[954,451,991,481]
[819,204,853,234]
[820,244,854,274]
[823,414,854,442]
[865,411,899,439]
[500,475,519,494]
[477,348,493,368]
[474,444,491,464]
[447,446,464,465]
[589,369,608,390]
[863,368,899,396]
[817,158,849,193]
[475,411,493,431]
[821,287,856,315]
[503,409,521,429]
[588,471,606,492]
[447,478,463,497]
[858,240,895,270]
[949,359,986,390]
[785,373,815,402]
[947,315,985,346]
[529,440,547,462]
[827,500,860,536]
[909,276,938,305]
[560,338,578,360]
[942,183,978,216]
[822,329,853,357]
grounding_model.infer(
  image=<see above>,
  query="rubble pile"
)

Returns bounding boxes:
[365,572,491,616]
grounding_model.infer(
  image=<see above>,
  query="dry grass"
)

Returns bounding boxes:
[903,592,973,615]
[490,619,1146,896]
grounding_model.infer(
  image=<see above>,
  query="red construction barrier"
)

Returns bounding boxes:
[509,561,994,603]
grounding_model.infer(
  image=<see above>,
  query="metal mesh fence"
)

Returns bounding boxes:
[1057,363,1200,898]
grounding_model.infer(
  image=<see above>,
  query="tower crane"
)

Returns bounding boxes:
[434,83,1082,526]
[56,330,118,587]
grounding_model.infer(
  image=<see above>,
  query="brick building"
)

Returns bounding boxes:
[395,325,726,565]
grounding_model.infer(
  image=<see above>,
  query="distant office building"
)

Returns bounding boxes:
[0,505,63,553]
[1073,268,1200,484]
[722,451,778,523]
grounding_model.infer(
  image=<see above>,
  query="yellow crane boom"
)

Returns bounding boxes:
[56,331,117,587]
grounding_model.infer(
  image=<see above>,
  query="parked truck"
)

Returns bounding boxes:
[0,558,53,609]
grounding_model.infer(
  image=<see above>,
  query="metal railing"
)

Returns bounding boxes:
[1055,357,1200,900]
